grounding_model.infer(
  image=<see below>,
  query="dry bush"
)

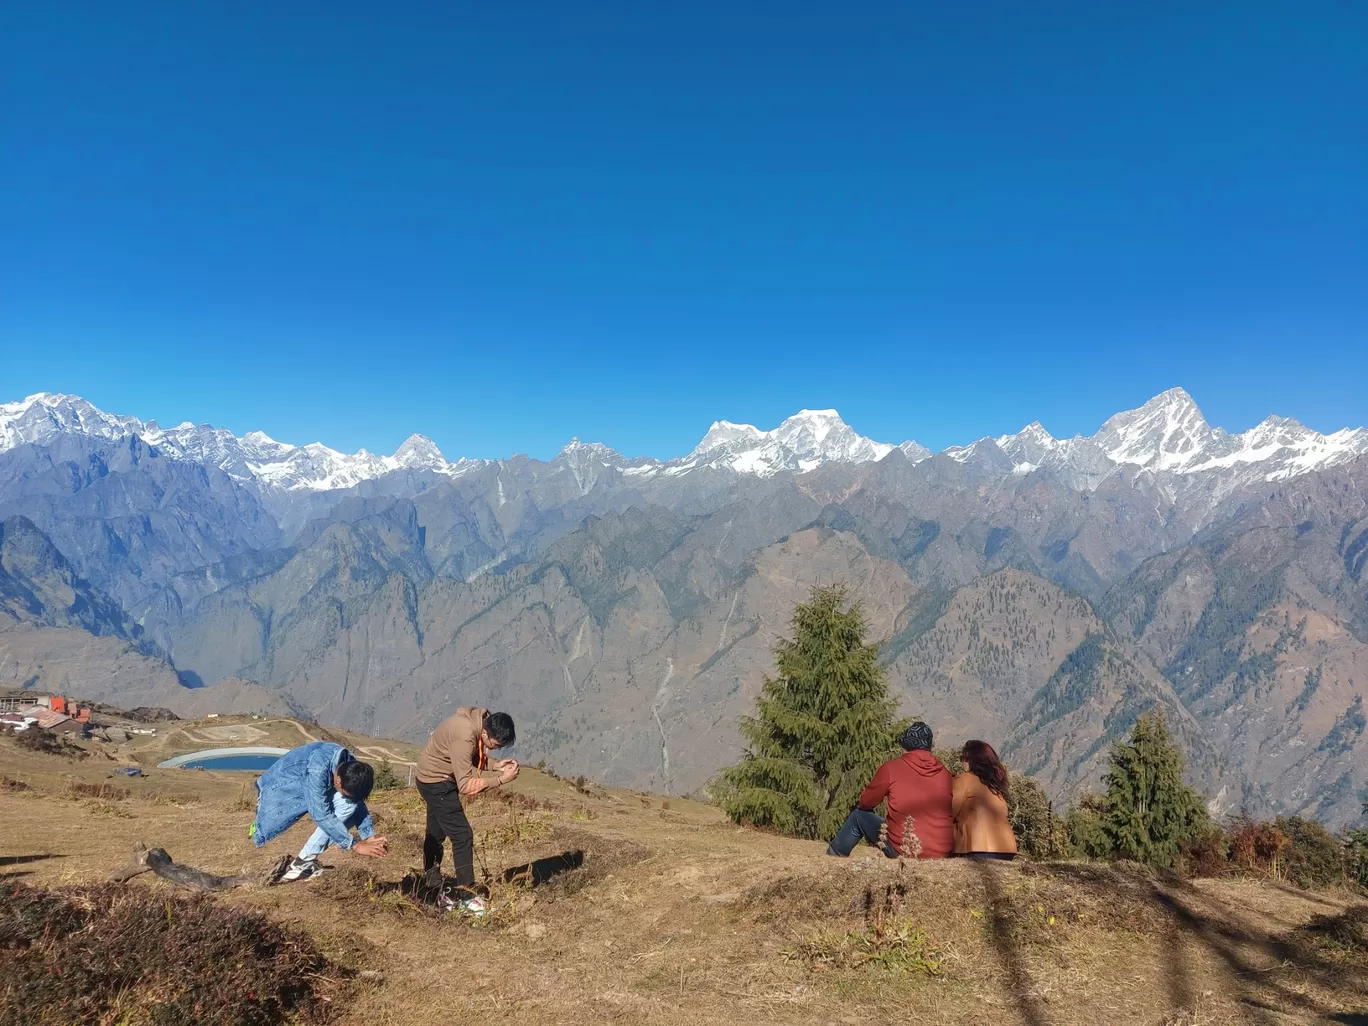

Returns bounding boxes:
[12,727,87,759]
[1230,816,1290,876]
[785,871,942,975]
[226,780,258,812]
[61,781,131,801]
[1292,904,1368,962]
[0,775,30,793]
[785,918,941,975]
[1179,826,1232,879]
[741,873,864,925]
[0,882,350,1025]
[150,791,205,807]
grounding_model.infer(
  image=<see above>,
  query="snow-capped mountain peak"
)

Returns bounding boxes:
[994,421,1059,472]
[682,409,897,475]
[0,392,142,450]
[392,433,447,470]
[1092,386,1222,471]
[2,388,1365,496]
[692,420,766,455]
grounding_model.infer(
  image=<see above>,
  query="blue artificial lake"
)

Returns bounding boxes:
[179,754,281,771]
[158,746,289,771]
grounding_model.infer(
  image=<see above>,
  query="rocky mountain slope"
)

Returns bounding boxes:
[1,389,1366,823]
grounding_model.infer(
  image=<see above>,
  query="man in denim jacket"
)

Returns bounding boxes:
[249,741,389,881]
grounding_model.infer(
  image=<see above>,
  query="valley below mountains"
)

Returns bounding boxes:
[2,389,1366,825]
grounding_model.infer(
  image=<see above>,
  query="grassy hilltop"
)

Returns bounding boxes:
[1,714,1366,1026]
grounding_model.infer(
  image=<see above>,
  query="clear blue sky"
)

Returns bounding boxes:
[2,3,1364,459]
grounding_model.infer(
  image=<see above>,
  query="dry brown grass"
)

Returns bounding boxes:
[3,723,1367,1025]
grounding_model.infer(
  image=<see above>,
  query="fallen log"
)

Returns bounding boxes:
[109,842,290,890]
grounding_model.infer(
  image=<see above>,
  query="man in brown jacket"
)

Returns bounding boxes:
[415,707,518,915]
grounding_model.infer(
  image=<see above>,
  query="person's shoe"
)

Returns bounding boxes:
[436,890,488,917]
[280,856,322,882]
[455,895,488,918]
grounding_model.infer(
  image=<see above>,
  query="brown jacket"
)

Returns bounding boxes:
[952,771,1018,855]
[415,707,488,787]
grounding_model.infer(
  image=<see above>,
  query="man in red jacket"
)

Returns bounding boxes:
[826,721,954,859]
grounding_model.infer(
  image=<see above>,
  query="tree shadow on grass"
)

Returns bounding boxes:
[971,859,1049,1026]
[1010,861,1368,1024]
[1144,884,1367,1021]
[0,854,64,867]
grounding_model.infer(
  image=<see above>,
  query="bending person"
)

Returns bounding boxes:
[826,722,954,859]
[415,706,518,916]
[952,740,1018,861]
[249,741,387,881]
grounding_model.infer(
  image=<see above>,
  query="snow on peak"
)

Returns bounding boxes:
[392,433,447,469]
[1093,387,1221,471]
[994,421,1059,471]
[682,409,898,476]
[693,420,765,455]
[4,387,1364,495]
[0,392,143,450]
[0,392,485,492]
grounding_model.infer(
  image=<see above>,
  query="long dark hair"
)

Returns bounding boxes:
[961,740,1009,799]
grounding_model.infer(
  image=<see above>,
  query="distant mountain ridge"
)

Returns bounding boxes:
[4,388,1365,498]
[2,387,1366,826]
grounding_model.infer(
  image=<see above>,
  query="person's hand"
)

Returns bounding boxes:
[353,836,389,858]
[498,759,520,784]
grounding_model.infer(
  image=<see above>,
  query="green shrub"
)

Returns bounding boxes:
[1099,712,1209,870]
[1346,828,1368,891]
[1006,772,1056,859]
[1064,793,1112,860]
[1275,816,1345,890]
[371,761,405,791]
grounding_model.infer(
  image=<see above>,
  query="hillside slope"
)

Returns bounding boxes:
[1,721,1365,1026]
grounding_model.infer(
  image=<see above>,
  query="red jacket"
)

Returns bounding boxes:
[858,750,954,858]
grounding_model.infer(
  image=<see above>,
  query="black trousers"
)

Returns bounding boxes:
[417,779,475,888]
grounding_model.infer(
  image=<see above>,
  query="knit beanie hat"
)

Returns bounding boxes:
[897,721,934,752]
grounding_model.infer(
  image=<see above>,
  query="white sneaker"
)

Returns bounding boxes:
[280,857,324,882]
[457,895,488,917]
[437,891,488,917]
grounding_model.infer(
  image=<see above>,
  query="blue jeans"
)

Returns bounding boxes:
[827,808,897,858]
[298,792,365,860]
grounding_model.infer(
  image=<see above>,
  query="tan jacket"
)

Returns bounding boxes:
[952,771,1018,855]
[415,707,488,787]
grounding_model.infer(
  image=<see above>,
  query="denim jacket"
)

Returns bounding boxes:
[252,742,374,850]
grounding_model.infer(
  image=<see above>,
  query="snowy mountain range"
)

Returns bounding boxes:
[4,385,1368,826]
[2,388,1365,498]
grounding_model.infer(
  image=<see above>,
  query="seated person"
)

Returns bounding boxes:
[952,740,1018,861]
[826,722,954,859]
[249,741,388,881]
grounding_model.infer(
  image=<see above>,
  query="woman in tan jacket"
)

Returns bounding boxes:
[951,740,1018,860]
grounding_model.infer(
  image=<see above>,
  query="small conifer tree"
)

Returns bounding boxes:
[719,584,905,839]
[1101,711,1209,869]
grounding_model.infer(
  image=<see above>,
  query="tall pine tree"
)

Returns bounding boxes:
[1101,711,1209,869]
[719,583,905,839]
